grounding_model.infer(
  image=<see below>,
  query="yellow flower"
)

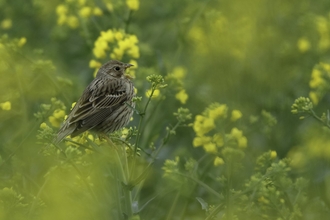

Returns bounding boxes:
[57,14,67,26]
[297,37,311,53]
[230,127,243,139]
[309,91,319,105]
[230,110,242,121]
[101,30,115,42]
[270,151,277,159]
[49,109,65,127]
[203,143,217,154]
[170,67,187,80]
[1,19,12,29]
[145,89,160,99]
[18,37,27,47]
[67,16,79,29]
[56,4,68,15]
[71,102,76,110]
[175,89,188,104]
[309,69,324,89]
[193,136,211,147]
[193,115,215,136]
[40,123,48,129]
[209,104,228,120]
[115,31,124,41]
[238,136,247,148]
[213,133,224,147]
[111,47,125,60]
[106,3,114,11]
[214,157,225,166]
[0,101,11,111]
[230,127,247,148]
[89,59,102,68]
[126,0,139,11]
[78,0,86,6]
[127,45,140,58]
[79,6,92,18]
[93,7,103,16]
[53,109,66,119]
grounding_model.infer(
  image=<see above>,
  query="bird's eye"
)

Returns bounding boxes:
[114,66,121,71]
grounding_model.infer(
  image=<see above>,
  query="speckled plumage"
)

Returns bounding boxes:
[55,60,135,143]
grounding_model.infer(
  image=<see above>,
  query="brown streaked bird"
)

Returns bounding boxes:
[55,60,135,143]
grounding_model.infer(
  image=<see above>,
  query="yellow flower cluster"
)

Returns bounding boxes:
[192,103,246,165]
[297,37,311,53]
[308,62,330,104]
[48,109,66,127]
[0,101,11,111]
[56,4,79,29]
[229,127,247,148]
[91,29,139,78]
[167,66,189,104]
[92,29,139,60]
[193,104,228,152]
[315,16,330,51]
[126,0,140,11]
[55,0,103,29]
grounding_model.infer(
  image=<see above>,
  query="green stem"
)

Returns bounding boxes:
[165,190,180,220]
[130,87,156,180]
[310,109,330,129]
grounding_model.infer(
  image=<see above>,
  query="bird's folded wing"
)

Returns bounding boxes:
[68,78,128,125]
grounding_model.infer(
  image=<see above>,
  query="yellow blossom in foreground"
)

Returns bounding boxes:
[146,89,160,99]
[209,104,228,120]
[79,6,92,18]
[270,151,277,159]
[231,110,242,121]
[175,89,188,104]
[0,101,11,111]
[93,7,103,16]
[18,37,27,47]
[126,0,140,11]
[89,59,102,69]
[1,19,12,29]
[214,157,225,166]
[297,37,311,53]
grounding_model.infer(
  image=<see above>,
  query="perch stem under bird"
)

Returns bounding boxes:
[54,60,135,143]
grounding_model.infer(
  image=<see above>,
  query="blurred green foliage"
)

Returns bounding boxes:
[1,0,330,219]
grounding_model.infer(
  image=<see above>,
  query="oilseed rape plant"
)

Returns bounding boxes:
[1,0,330,219]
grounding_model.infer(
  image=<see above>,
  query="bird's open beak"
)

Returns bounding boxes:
[124,63,134,69]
